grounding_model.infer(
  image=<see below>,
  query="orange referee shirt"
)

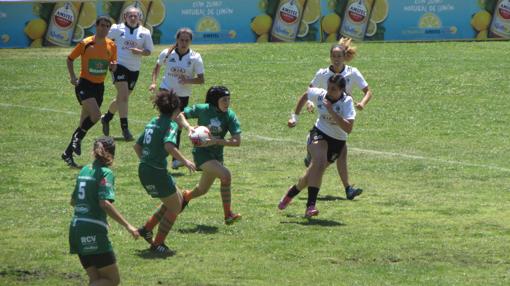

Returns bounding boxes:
[68,36,117,84]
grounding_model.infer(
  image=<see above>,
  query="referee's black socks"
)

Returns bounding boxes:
[120,117,128,131]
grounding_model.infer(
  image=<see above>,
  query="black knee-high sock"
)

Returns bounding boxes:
[172,128,182,161]
[103,111,114,123]
[64,117,95,155]
[287,185,301,198]
[120,117,128,131]
[79,117,95,135]
[64,128,80,155]
[307,187,320,207]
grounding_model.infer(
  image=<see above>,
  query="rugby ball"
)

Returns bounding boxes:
[189,126,211,146]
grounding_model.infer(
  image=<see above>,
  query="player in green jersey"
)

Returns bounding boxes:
[134,90,196,254]
[69,136,139,286]
[179,86,242,225]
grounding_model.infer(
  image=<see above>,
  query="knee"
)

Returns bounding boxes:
[117,92,129,102]
[89,113,101,123]
[311,158,327,171]
[219,170,232,186]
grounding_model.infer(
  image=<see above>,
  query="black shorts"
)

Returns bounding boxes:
[75,78,104,107]
[307,126,346,163]
[113,64,139,90]
[159,88,189,110]
[78,251,116,269]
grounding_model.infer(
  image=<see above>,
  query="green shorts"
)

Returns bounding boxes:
[138,163,176,198]
[192,148,224,168]
[69,219,112,255]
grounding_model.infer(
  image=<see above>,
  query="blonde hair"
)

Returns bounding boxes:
[336,37,357,62]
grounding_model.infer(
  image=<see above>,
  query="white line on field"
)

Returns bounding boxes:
[2,102,509,172]
[242,135,510,173]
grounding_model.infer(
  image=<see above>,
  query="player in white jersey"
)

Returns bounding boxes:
[304,38,371,200]
[278,75,356,218]
[149,28,205,169]
[101,7,154,141]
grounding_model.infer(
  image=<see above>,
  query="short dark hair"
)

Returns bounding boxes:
[153,90,181,116]
[176,27,193,41]
[328,74,346,90]
[96,16,112,26]
[205,86,230,108]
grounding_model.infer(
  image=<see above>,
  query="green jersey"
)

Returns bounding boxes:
[184,103,241,155]
[136,115,179,169]
[71,161,115,229]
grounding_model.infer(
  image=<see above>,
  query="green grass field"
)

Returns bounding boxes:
[1,40,509,285]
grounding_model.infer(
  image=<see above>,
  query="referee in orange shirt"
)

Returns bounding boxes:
[62,16,117,168]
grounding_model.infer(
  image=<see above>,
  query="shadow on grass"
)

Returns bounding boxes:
[168,172,185,177]
[135,248,176,259]
[280,214,345,227]
[177,224,218,234]
[297,195,346,201]
[112,136,134,142]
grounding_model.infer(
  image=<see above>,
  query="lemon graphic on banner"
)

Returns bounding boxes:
[73,26,84,42]
[302,0,321,24]
[30,38,43,48]
[476,30,488,40]
[365,20,377,37]
[24,18,47,40]
[298,21,309,37]
[257,33,268,42]
[322,13,341,34]
[366,0,388,23]
[196,16,221,32]
[419,13,441,28]
[258,0,268,11]
[77,2,97,29]
[326,33,337,42]
[471,10,491,31]
[251,14,272,35]
[146,0,166,26]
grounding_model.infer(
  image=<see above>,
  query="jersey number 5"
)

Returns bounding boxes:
[78,182,86,200]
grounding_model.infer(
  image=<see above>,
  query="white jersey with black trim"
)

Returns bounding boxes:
[157,48,204,98]
[310,65,368,95]
[108,22,154,71]
[307,87,356,141]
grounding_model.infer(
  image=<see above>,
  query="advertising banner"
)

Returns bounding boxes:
[0,0,508,49]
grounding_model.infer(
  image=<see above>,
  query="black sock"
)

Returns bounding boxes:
[80,117,95,133]
[103,111,114,123]
[307,187,320,207]
[120,117,128,131]
[64,128,81,155]
[172,128,182,161]
[287,185,301,198]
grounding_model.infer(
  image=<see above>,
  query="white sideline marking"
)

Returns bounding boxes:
[2,102,509,173]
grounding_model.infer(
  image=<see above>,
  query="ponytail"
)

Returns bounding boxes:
[337,37,357,62]
[93,136,115,166]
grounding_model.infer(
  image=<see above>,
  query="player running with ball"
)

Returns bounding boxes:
[179,86,242,225]
[278,75,356,218]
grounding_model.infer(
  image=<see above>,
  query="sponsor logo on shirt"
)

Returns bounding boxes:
[75,204,90,214]
[100,177,112,188]
[81,235,98,251]
[122,40,137,50]
[209,118,222,134]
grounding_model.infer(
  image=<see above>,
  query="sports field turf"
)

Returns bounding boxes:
[0,40,509,285]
